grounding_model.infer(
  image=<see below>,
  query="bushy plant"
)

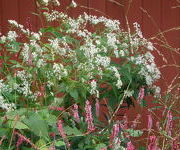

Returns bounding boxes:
[0,0,161,149]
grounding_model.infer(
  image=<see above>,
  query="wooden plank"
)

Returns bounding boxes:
[142,0,161,37]
[1,0,19,33]
[0,0,3,33]
[89,0,106,17]
[70,0,89,18]
[123,0,143,30]
[160,0,180,91]
[19,0,38,32]
[106,0,125,27]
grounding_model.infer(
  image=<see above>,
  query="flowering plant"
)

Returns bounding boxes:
[0,0,161,149]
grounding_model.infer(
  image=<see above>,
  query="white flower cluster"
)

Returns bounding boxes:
[95,54,110,67]
[132,22,154,51]
[109,67,123,89]
[16,70,34,97]
[132,52,161,85]
[0,95,16,112]
[90,80,99,98]
[8,20,30,35]
[48,38,68,56]
[0,80,15,111]
[41,0,60,6]
[53,63,68,80]
[124,90,134,98]
[7,31,18,41]
[43,11,67,22]
[84,13,120,31]
[71,0,77,8]
[31,32,42,41]
[106,33,119,49]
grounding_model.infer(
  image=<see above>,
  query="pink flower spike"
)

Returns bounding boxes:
[85,100,95,132]
[100,148,107,150]
[147,113,153,130]
[95,99,100,117]
[138,87,145,102]
[109,122,120,148]
[16,136,24,150]
[166,111,173,136]
[49,106,64,111]
[14,131,39,150]
[148,135,160,150]
[131,114,141,128]
[57,120,70,149]
[127,141,135,150]
[72,104,80,123]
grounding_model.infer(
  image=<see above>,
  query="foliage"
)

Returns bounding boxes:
[0,0,162,149]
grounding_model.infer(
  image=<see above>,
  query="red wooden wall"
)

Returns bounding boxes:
[0,0,179,147]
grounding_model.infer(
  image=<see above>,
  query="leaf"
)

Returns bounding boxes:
[64,126,82,136]
[95,143,107,150]
[23,113,49,139]
[55,140,65,147]
[36,139,48,150]
[126,129,143,137]
[69,89,79,100]
[7,121,29,130]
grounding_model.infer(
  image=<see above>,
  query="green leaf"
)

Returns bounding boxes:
[69,89,79,100]
[95,143,107,150]
[23,113,49,139]
[55,140,65,147]
[126,129,143,137]
[7,120,29,130]
[64,126,82,136]
[36,139,48,150]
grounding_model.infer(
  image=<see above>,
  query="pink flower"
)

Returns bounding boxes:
[109,123,120,148]
[16,136,24,150]
[147,113,153,130]
[57,120,66,139]
[138,87,145,102]
[131,114,141,128]
[72,104,80,123]
[85,100,95,132]
[148,135,160,150]
[14,131,39,150]
[156,121,160,131]
[49,106,64,111]
[100,148,107,150]
[172,137,180,150]
[95,99,100,117]
[127,141,135,150]
[120,115,128,130]
[166,111,173,136]
[57,120,70,149]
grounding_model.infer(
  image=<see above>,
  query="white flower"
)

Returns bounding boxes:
[0,96,16,112]
[53,63,68,80]
[124,90,134,98]
[107,33,118,49]
[42,0,49,5]
[0,36,6,43]
[116,79,123,89]
[31,32,41,40]
[147,42,154,51]
[90,80,99,98]
[7,31,18,41]
[52,0,60,6]
[8,20,19,27]
[95,55,110,67]
[49,38,59,49]
[133,22,143,38]
[71,0,77,7]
